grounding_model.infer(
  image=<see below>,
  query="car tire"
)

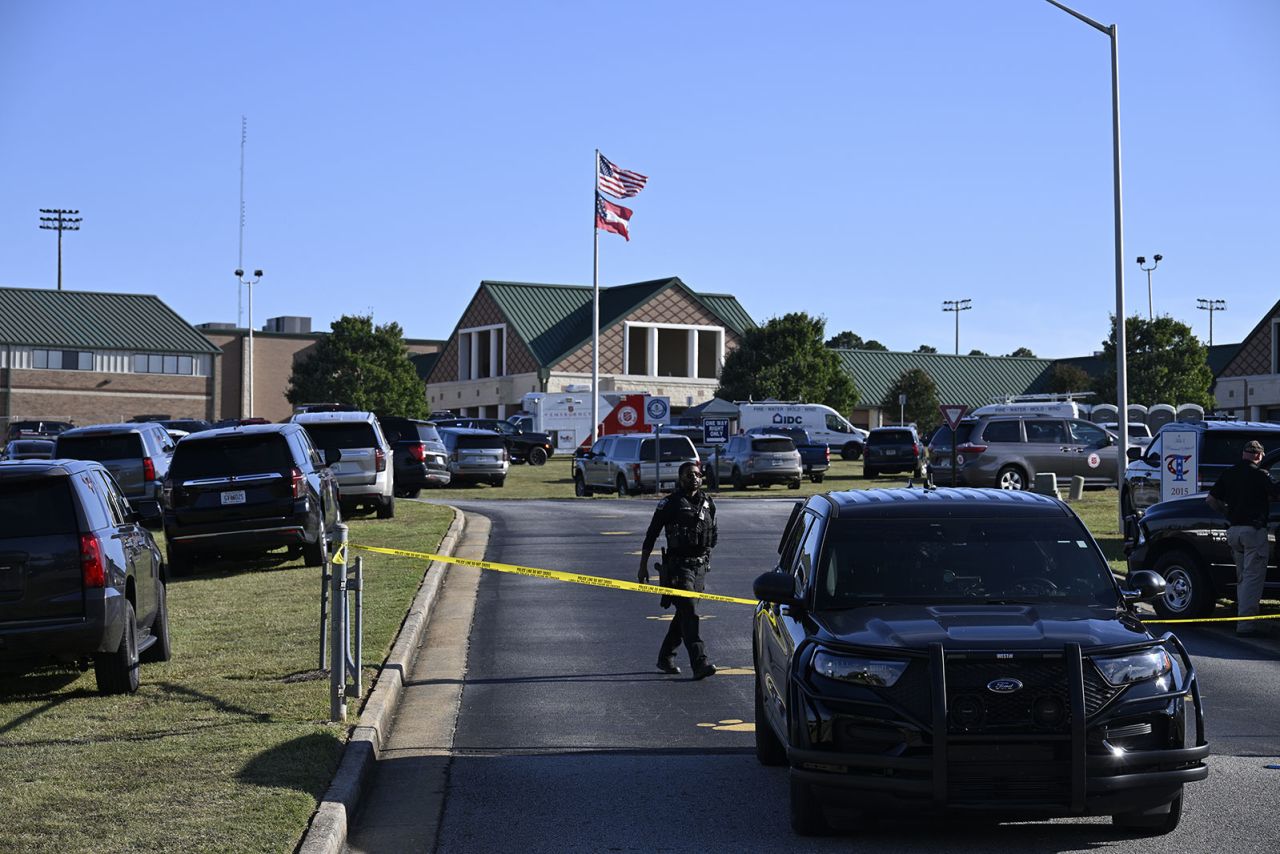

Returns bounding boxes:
[616,474,630,497]
[139,582,172,664]
[732,468,747,490]
[864,465,879,478]
[997,465,1027,491]
[789,773,830,836]
[403,488,422,499]
[528,446,548,467]
[493,477,506,488]
[166,544,193,578]
[1152,551,1215,619]
[304,522,329,567]
[1112,791,1183,835]
[377,495,395,519]
[574,472,593,497]
[94,601,140,695]
[788,479,801,490]
[842,442,862,461]
[754,674,787,766]
[810,473,824,484]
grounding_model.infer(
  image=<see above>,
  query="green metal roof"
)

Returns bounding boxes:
[480,277,755,368]
[836,349,1055,408]
[0,287,219,353]
[409,351,439,381]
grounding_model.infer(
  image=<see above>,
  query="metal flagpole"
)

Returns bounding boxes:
[591,149,600,445]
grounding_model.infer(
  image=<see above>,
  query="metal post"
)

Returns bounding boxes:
[329,523,349,722]
[653,423,661,494]
[347,556,364,698]
[591,150,601,446]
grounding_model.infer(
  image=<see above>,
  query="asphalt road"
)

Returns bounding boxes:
[412,497,1280,852]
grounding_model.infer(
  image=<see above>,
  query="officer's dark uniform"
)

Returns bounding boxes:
[641,484,717,675]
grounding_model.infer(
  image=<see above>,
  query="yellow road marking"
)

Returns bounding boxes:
[599,531,632,536]
[646,614,717,621]
[697,719,755,732]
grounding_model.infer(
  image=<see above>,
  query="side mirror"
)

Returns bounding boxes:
[1126,446,1143,463]
[324,448,343,466]
[1122,569,1167,602]
[1144,452,1159,467]
[753,570,801,607]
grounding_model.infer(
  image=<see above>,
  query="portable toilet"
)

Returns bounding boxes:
[1092,403,1118,425]
[1176,403,1205,423]
[1147,404,1176,432]
[1126,404,1149,425]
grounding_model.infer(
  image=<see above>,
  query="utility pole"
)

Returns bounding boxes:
[1136,254,1162,319]
[38,209,82,291]
[235,269,264,417]
[1196,298,1226,346]
[942,299,972,355]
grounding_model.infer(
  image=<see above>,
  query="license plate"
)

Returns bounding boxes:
[771,459,784,466]
[660,481,675,491]
[221,490,246,505]
[884,449,898,456]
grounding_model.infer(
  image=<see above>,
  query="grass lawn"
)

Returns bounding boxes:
[0,500,452,854]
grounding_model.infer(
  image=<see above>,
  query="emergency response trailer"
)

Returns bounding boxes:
[511,392,671,452]
[737,402,867,460]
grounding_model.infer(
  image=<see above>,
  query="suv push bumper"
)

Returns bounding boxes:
[786,639,1208,816]
[0,588,127,663]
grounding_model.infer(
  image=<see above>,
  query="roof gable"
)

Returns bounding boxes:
[837,349,1055,408]
[0,287,219,353]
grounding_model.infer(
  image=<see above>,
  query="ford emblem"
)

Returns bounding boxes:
[987,678,1023,694]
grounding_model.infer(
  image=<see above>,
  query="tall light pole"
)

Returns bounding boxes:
[38,208,82,291]
[235,269,264,417]
[1045,0,1129,524]
[942,299,972,354]
[1136,254,1162,319]
[1196,298,1227,346]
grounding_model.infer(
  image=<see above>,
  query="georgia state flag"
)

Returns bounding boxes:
[595,193,633,241]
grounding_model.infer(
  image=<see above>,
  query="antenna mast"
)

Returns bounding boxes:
[238,116,247,326]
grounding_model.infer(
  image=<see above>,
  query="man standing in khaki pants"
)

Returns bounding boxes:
[1206,440,1279,636]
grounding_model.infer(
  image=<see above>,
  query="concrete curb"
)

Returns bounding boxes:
[298,506,465,854]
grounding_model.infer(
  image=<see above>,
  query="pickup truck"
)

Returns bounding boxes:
[746,426,829,483]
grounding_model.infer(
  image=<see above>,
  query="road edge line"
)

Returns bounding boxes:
[298,505,466,854]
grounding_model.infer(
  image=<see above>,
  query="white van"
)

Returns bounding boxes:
[969,394,1092,420]
[736,402,867,460]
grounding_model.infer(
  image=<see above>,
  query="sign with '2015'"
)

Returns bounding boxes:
[1160,427,1199,503]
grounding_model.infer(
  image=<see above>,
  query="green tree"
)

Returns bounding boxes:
[882,368,941,434]
[862,339,889,351]
[287,314,429,417]
[1006,346,1036,358]
[717,312,859,411]
[1048,363,1092,395]
[967,349,989,357]
[914,344,938,354]
[1091,315,1215,408]
[825,330,864,349]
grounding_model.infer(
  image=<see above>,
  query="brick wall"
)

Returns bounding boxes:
[1220,307,1278,377]
[2,367,216,425]
[427,288,539,385]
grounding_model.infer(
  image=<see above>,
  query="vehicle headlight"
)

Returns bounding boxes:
[1092,648,1172,686]
[811,650,908,687]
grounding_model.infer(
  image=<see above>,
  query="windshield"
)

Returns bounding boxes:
[815,517,1117,609]
[171,435,294,479]
[56,433,144,461]
[300,422,378,453]
[638,437,697,460]
[752,437,795,453]
[929,422,974,450]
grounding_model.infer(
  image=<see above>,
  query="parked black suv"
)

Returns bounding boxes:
[162,423,340,575]
[0,459,171,694]
[4,419,74,442]
[55,422,175,526]
[1126,447,1280,619]
[378,416,451,496]
[432,418,555,465]
[862,426,922,477]
[753,488,1207,835]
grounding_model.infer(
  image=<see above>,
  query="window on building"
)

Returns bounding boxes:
[623,323,724,379]
[628,326,648,374]
[457,324,507,380]
[133,353,196,375]
[32,349,92,371]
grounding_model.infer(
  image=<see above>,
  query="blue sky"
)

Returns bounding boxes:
[2,1,1276,358]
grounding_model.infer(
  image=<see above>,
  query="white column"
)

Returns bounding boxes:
[470,333,481,381]
[647,327,658,377]
[488,330,499,379]
[687,329,698,378]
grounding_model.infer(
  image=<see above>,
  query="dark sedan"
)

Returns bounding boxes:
[1126,448,1280,619]
[753,488,1207,836]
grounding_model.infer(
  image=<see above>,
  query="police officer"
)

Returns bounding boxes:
[638,461,718,679]
[1206,439,1280,636]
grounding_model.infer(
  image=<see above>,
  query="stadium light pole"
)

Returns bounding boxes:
[1196,298,1226,347]
[942,299,972,354]
[1136,254,1162,320]
[1044,0,1129,524]
[235,269,264,417]
[38,208,83,291]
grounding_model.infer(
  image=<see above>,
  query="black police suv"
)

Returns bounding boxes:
[0,459,171,694]
[753,488,1208,836]
[162,423,340,574]
[1127,447,1280,619]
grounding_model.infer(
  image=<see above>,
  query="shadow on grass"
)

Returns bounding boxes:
[167,551,317,585]
[238,730,342,795]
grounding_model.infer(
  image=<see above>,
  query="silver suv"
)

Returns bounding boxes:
[573,433,699,496]
[930,414,1119,490]
[711,434,801,490]
[54,422,175,525]
[438,427,509,487]
[292,411,395,518]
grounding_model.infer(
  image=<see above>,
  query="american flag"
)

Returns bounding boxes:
[596,193,632,241]
[597,153,648,199]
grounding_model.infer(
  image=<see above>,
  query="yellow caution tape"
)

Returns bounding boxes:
[331,542,347,566]
[350,543,757,605]
[348,543,1280,625]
